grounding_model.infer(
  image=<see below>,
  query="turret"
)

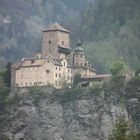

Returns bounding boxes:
[73,41,86,67]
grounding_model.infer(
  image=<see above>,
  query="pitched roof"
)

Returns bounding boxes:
[20,59,46,67]
[42,22,70,33]
[19,57,62,68]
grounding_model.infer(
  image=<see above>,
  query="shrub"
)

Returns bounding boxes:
[29,86,42,105]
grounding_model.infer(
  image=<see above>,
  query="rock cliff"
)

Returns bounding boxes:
[0,80,139,140]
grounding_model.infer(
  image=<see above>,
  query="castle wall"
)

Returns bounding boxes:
[14,59,73,89]
[42,31,70,58]
[80,69,96,78]
[15,61,55,87]
[73,53,86,67]
[42,31,59,58]
[57,32,69,48]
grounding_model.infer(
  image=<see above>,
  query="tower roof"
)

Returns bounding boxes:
[74,47,85,53]
[42,22,70,33]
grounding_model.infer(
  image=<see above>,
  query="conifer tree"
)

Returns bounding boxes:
[108,114,140,140]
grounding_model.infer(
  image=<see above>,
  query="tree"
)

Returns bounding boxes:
[110,61,127,76]
[108,114,140,140]
[4,62,12,87]
[72,73,81,88]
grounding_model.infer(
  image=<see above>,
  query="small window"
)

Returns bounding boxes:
[46,69,50,73]
[49,49,51,52]
[59,74,61,78]
[64,62,66,66]
[55,73,57,77]
[81,54,82,58]
[62,41,64,45]
[49,40,51,44]
[56,67,57,70]
[59,67,61,71]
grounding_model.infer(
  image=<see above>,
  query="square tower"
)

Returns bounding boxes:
[42,23,70,58]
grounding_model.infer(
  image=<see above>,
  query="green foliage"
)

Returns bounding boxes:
[102,76,125,92]
[0,0,140,73]
[3,62,12,87]
[29,86,42,105]
[5,93,19,106]
[61,88,85,103]
[72,73,81,88]
[110,61,126,76]
[89,81,102,94]
[108,114,140,140]
[126,76,140,89]
[0,83,10,112]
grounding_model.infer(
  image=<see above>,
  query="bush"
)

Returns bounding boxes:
[126,76,140,89]
[89,81,102,94]
[5,93,19,106]
[29,86,42,105]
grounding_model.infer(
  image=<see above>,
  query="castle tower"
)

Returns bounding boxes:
[73,41,86,67]
[42,23,71,58]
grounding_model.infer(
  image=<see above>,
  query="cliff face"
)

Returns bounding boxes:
[0,87,131,140]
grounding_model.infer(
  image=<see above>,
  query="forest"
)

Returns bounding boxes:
[0,0,140,73]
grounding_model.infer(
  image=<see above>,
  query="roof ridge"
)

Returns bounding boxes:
[42,22,70,33]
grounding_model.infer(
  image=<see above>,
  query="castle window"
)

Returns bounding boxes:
[46,69,50,73]
[49,40,51,44]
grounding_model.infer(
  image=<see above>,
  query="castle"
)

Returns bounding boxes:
[11,23,108,90]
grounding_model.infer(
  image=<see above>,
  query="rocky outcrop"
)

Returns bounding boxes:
[0,87,130,140]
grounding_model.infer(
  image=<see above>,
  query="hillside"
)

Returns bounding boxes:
[0,0,93,66]
[0,0,140,73]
